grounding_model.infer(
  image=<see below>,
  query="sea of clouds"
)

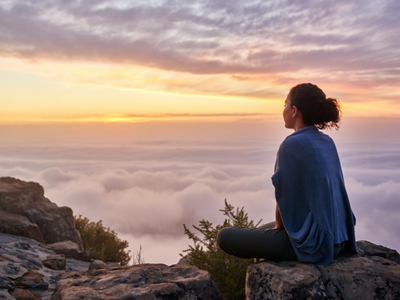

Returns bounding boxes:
[1,118,399,264]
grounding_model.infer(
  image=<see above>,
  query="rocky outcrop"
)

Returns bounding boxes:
[246,241,400,300]
[0,233,90,300]
[1,232,220,300]
[0,177,83,250]
[51,264,222,300]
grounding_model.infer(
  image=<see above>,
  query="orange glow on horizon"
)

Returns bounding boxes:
[1,57,399,125]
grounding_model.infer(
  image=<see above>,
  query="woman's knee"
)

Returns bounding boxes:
[217,227,234,249]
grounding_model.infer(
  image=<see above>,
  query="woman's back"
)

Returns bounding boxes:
[272,126,357,265]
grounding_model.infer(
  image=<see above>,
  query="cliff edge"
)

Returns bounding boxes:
[0,177,83,250]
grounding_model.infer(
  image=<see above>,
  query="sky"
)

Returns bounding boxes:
[1,0,400,122]
[1,0,400,264]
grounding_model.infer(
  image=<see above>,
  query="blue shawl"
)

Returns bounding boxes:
[272,126,357,265]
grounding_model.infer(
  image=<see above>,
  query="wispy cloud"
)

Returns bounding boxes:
[1,0,399,100]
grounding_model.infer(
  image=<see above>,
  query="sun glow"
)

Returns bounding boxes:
[1,56,399,125]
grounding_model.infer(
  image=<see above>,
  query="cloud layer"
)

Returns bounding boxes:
[1,119,400,264]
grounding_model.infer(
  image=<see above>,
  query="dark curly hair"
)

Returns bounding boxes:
[289,83,341,130]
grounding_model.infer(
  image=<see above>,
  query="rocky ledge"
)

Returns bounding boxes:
[1,232,221,300]
[246,241,400,300]
[0,177,82,249]
[52,263,222,300]
[0,232,90,300]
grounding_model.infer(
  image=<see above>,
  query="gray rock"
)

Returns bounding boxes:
[177,254,190,265]
[0,276,15,290]
[51,263,222,300]
[88,259,109,270]
[0,177,83,250]
[64,258,90,273]
[246,241,400,300]
[105,262,120,268]
[15,270,48,290]
[0,290,15,300]
[0,233,90,300]
[42,255,66,271]
[41,241,90,262]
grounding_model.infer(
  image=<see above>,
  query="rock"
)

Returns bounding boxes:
[42,255,66,271]
[357,240,400,264]
[87,260,119,270]
[177,254,190,265]
[0,233,90,300]
[88,259,109,270]
[51,263,222,300]
[0,290,15,300]
[246,241,400,300]
[105,262,120,268]
[0,177,83,250]
[0,276,15,289]
[8,288,42,300]
[14,270,48,290]
[41,241,90,262]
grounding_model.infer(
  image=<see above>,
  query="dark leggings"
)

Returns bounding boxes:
[217,221,298,261]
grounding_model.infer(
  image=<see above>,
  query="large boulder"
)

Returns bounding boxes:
[0,177,83,250]
[51,264,222,300]
[246,241,400,300]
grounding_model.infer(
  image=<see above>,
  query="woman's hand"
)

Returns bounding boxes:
[273,203,284,229]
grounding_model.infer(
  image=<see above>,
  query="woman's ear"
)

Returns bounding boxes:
[292,105,299,118]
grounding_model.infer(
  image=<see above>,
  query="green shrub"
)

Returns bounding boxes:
[182,199,262,300]
[74,215,132,266]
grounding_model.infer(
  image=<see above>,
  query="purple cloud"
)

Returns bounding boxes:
[0,0,399,91]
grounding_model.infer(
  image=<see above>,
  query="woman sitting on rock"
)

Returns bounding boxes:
[217,83,357,265]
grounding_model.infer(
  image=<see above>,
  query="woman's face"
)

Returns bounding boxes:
[283,94,295,129]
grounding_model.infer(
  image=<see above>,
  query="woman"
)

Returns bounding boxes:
[217,83,357,265]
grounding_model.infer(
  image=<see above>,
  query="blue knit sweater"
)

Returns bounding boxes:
[272,126,357,265]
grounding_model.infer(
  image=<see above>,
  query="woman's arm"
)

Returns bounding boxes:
[273,203,284,229]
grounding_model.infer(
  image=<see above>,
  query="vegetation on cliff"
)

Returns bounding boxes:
[183,199,261,300]
[74,215,132,266]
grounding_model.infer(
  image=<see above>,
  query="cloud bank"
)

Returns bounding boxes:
[1,119,400,264]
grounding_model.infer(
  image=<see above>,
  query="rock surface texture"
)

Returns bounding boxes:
[51,263,222,300]
[0,233,90,300]
[41,241,90,262]
[42,255,66,271]
[246,241,400,300]
[0,177,83,250]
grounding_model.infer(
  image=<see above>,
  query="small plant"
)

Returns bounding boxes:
[132,245,145,265]
[74,215,132,266]
[182,199,262,300]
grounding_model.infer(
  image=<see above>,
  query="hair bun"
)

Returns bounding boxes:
[289,84,341,130]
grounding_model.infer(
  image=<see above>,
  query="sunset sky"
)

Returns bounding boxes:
[1,0,400,122]
[1,0,400,264]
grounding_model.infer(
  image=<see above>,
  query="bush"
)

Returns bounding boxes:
[74,215,131,266]
[182,199,262,300]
